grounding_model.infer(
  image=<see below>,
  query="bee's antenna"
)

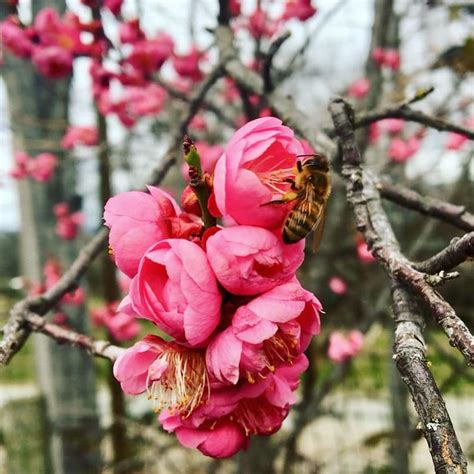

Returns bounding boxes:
[296,160,303,172]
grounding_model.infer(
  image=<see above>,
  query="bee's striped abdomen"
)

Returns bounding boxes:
[282,205,318,243]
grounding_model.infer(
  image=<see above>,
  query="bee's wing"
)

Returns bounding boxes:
[312,203,327,253]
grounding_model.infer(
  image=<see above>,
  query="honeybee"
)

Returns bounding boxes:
[265,154,331,251]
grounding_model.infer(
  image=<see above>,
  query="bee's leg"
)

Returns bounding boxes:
[283,178,298,191]
[261,191,298,206]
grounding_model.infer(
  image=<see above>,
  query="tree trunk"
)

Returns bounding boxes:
[2,1,102,472]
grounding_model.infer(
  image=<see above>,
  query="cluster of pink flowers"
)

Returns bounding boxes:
[231,0,317,40]
[9,151,57,182]
[53,202,83,240]
[105,117,322,458]
[327,330,364,363]
[372,47,401,70]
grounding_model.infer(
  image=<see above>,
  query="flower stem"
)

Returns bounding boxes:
[183,136,217,229]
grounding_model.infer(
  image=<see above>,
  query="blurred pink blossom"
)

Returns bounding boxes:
[281,0,317,22]
[446,132,468,150]
[0,19,33,58]
[61,126,98,149]
[348,78,370,99]
[327,330,364,363]
[329,277,348,295]
[32,46,73,79]
[388,136,421,162]
[53,202,83,240]
[92,301,139,341]
[9,152,30,180]
[27,153,58,182]
[172,47,204,82]
[379,118,404,135]
[357,241,375,263]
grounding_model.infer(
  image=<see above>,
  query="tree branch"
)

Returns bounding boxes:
[262,31,291,92]
[413,232,474,274]
[25,313,124,361]
[329,97,474,364]
[392,283,467,474]
[330,96,469,471]
[377,178,474,232]
[356,104,474,140]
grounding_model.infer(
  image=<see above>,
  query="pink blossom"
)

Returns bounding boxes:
[9,151,30,180]
[104,0,123,15]
[126,239,222,347]
[180,141,224,180]
[357,241,375,263]
[172,47,204,82]
[212,117,307,229]
[175,421,248,459]
[383,49,400,70]
[114,334,210,415]
[446,132,468,150]
[0,19,33,58]
[368,123,380,144]
[328,277,347,295]
[378,118,404,135]
[388,136,420,162]
[53,202,82,240]
[348,78,370,99]
[281,0,317,22]
[92,301,139,341]
[189,115,207,132]
[119,19,144,44]
[247,8,280,38]
[27,153,58,182]
[41,259,85,305]
[34,7,80,52]
[127,35,174,74]
[372,47,385,66]
[230,0,241,17]
[62,287,85,306]
[32,46,73,79]
[206,226,304,296]
[206,281,320,385]
[161,355,308,456]
[61,126,98,149]
[104,186,200,278]
[372,47,400,70]
[327,330,364,363]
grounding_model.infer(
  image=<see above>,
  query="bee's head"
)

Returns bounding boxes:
[298,154,329,172]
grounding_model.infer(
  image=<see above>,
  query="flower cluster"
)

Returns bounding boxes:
[106,117,322,458]
[327,330,364,363]
[91,301,139,342]
[9,151,58,182]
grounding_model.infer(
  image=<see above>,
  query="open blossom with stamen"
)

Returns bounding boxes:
[206,281,321,385]
[212,117,309,229]
[114,335,209,416]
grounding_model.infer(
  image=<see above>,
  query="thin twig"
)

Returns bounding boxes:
[356,104,474,140]
[413,232,474,274]
[377,178,474,232]
[262,31,291,92]
[25,312,124,361]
